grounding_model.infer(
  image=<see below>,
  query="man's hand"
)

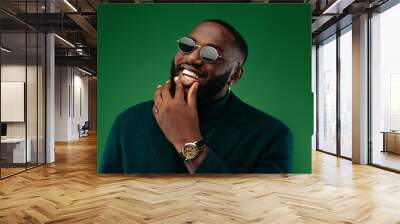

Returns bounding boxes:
[153,76,202,152]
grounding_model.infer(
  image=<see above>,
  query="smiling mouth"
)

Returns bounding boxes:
[183,69,199,79]
[180,69,203,87]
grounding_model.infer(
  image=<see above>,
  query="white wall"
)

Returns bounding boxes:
[1,65,27,141]
[1,64,25,81]
[55,67,89,141]
[55,66,70,141]
[1,65,41,137]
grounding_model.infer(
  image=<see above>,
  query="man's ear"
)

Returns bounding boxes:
[229,66,243,85]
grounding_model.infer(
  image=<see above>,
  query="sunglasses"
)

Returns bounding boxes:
[177,36,239,63]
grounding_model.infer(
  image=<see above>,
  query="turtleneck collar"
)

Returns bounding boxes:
[197,90,231,123]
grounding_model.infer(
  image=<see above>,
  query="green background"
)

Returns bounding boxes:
[97,3,312,173]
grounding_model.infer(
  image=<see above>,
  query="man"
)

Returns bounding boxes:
[100,19,293,174]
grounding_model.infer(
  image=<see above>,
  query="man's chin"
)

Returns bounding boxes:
[183,85,203,103]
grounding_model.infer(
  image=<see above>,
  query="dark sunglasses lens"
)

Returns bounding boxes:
[178,37,195,53]
[200,46,219,62]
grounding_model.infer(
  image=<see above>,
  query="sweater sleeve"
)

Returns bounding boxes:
[253,127,293,173]
[194,148,229,173]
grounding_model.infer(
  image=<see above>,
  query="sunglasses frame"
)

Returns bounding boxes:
[177,36,240,63]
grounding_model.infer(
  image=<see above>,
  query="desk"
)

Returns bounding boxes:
[381,131,400,154]
[1,138,32,163]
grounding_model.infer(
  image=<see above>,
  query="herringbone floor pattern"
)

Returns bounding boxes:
[1,135,400,223]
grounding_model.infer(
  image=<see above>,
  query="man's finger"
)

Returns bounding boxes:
[152,105,158,115]
[187,82,199,109]
[152,105,160,122]
[174,76,184,101]
[153,84,163,109]
[161,80,172,101]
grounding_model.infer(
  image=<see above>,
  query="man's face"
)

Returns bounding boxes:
[170,22,240,105]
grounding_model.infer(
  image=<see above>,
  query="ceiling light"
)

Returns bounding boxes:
[77,67,93,76]
[63,0,78,12]
[322,0,354,15]
[1,47,11,53]
[54,34,75,48]
[323,0,342,14]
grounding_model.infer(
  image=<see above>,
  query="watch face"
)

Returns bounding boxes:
[183,143,198,160]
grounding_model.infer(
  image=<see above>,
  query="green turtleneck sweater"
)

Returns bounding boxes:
[198,91,231,143]
[100,92,293,174]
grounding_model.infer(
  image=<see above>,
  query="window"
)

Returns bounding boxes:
[339,27,352,158]
[317,35,337,154]
[371,2,400,171]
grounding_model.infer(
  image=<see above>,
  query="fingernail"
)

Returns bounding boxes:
[166,80,170,83]
[157,84,162,88]
[174,76,178,81]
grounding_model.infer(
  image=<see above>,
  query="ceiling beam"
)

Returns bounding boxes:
[67,13,97,47]
[55,55,96,72]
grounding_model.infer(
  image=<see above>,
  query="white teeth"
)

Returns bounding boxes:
[182,69,198,79]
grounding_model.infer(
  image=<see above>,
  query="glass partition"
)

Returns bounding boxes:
[0,1,46,179]
[38,32,45,165]
[317,35,337,154]
[27,30,38,170]
[1,30,28,177]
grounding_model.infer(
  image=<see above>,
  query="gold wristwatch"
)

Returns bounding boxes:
[180,140,206,161]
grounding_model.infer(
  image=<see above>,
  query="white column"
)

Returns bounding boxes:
[46,33,55,163]
[352,14,369,164]
[45,1,55,163]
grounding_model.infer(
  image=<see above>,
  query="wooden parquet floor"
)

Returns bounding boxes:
[1,135,400,224]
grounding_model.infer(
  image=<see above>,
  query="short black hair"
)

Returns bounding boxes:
[202,19,248,65]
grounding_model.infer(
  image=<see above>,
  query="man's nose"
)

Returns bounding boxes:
[186,47,203,66]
